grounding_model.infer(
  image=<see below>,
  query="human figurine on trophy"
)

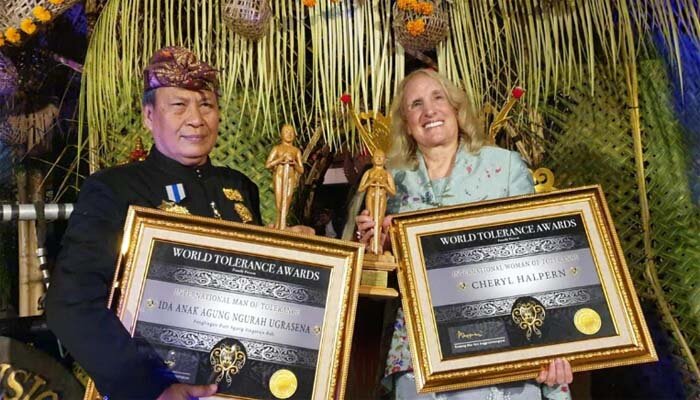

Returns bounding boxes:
[357,149,397,264]
[266,124,304,230]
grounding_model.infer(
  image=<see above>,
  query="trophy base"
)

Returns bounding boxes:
[358,285,399,299]
[362,252,397,271]
[359,252,399,298]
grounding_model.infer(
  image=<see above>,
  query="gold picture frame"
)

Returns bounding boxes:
[390,185,656,393]
[84,206,364,400]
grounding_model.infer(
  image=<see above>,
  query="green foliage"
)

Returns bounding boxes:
[637,59,700,361]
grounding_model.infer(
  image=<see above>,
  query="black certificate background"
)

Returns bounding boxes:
[133,240,330,399]
[419,214,616,360]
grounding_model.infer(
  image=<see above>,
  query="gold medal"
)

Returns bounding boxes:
[269,369,297,399]
[574,308,602,335]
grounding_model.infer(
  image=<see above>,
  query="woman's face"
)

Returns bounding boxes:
[402,74,459,152]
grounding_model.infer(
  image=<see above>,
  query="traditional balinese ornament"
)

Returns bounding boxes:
[0,0,79,46]
[392,0,448,55]
[222,0,272,41]
[0,52,18,97]
[129,137,148,162]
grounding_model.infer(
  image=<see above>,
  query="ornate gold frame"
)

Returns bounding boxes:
[84,206,364,400]
[390,185,656,393]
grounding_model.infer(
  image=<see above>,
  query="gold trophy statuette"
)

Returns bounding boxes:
[358,150,398,291]
[266,124,304,230]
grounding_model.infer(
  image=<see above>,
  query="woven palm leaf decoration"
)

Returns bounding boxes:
[221,0,272,41]
[527,64,699,394]
[637,59,700,385]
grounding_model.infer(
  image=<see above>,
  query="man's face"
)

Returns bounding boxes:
[143,87,219,166]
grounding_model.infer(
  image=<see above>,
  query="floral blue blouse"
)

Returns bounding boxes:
[384,145,571,400]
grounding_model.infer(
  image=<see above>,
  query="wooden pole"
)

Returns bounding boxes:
[16,168,44,317]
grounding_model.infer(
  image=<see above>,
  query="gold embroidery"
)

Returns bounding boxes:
[223,188,244,202]
[157,200,191,215]
[234,203,253,223]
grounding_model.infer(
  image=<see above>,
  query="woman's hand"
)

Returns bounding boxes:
[355,210,392,250]
[536,358,573,387]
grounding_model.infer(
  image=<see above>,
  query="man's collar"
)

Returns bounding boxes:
[145,146,214,179]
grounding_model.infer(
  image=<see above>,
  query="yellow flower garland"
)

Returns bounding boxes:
[33,6,53,23]
[1,1,65,45]
[5,27,20,44]
[20,18,38,35]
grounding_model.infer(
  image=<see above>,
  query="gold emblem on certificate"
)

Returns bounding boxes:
[269,369,298,399]
[511,297,546,341]
[209,338,247,386]
[574,307,602,335]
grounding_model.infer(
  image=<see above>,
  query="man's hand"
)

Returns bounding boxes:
[536,358,573,387]
[156,383,218,400]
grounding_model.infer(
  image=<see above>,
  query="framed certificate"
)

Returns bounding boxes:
[84,206,363,400]
[390,185,656,393]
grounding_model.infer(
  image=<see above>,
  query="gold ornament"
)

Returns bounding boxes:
[511,298,546,341]
[210,342,246,386]
[223,188,244,202]
[234,203,253,223]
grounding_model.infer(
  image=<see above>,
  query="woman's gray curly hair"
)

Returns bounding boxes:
[386,69,484,169]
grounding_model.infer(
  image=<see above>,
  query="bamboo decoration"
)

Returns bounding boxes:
[16,168,45,317]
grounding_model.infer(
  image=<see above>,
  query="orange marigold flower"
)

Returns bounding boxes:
[48,0,65,4]
[20,19,37,35]
[5,28,21,44]
[406,19,426,37]
[33,6,52,22]
[0,34,5,47]
[302,0,316,6]
[398,0,417,11]
[414,2,433,16]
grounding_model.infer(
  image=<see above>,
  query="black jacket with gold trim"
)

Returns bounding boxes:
[45,147,262,399]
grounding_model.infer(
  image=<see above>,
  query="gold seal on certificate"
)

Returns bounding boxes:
[574,308,602,335]
[269,369,298,399]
